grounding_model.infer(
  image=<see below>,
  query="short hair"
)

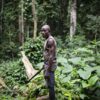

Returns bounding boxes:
[41,24,50,32]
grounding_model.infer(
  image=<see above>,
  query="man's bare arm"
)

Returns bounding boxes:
[47,38,55,70]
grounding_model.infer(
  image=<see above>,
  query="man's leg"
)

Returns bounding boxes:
[48,71,55,100]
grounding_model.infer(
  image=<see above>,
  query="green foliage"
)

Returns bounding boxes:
[85,15,100,39]
[0,60,27,86]
[0,59,29,99]
[54,35,100,100]
[0,42,19,59]
[22,37,43,65]
[0,35,100,100]
[0,0,100,99]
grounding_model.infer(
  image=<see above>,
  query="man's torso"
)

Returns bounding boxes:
[43,36,57,71]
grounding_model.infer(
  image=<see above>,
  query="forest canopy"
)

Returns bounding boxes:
[0,0,100,100]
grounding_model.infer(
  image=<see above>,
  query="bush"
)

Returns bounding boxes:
[0,42,19,60]
[22,37,44,65]
[85,15,100,40]
[0,60,27,86]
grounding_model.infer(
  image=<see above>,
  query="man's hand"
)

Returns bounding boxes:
[43,64,50,79]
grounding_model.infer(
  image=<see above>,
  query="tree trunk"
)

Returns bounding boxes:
[18,0,24,45]
[32,0,37,39]
[0,0,4,42]
[21,51,37,80]
[70,0,77,40]
[26,25,29,39]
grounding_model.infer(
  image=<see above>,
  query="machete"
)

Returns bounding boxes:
[27,67,44,83]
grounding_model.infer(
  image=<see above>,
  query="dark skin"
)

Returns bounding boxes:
[41,27,55,71]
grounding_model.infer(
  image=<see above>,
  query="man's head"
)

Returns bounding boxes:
[41,25,51,38]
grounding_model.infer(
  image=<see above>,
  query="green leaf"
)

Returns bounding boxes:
[78,69,91,80]
[82,81,89,88]
[76,48,93,54]
[88,75,99,86]
[64,92,72,100]
[80,94,87,99]
[84,66,94,72]
[57,57,68,64]
[71,79,80,84]
[93,66,100,77]
[62,64,73,73]
[68,57,81,65]
[83,57,95,62]
[36,62,44,69]
[61,75,71,83]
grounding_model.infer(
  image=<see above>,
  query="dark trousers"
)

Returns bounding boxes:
[44,71,55,100]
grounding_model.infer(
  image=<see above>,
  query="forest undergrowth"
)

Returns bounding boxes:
[0,35,100,100]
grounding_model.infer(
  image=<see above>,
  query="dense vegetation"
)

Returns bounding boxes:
[0,36,100,100]
[0,0,100,100]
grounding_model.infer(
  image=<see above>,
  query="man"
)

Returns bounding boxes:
[41,24,57,100]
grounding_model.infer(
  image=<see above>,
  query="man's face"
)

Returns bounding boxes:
[41,28,49,38]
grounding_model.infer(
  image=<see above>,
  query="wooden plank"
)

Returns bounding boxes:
[21,51,37,80]
[37,95,49,100]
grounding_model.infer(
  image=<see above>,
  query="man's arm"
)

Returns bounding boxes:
[47,38,55,70]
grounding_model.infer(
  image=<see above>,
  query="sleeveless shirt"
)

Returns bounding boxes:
[43,36,57,71]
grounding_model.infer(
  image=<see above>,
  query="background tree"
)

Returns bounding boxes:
[32,0,37,39]
[70,0,77,40]
[19,0,24,45]
[0,0,4,43]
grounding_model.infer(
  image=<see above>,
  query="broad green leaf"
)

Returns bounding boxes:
[61,75,71,83]
[84,66,94,72]
[78,69,91,80]
[83,57,95,62]
[68,57,81,65]
[76,48,93,54]
[62,64,73,73]
[88,75,99,86]
[57,57,68,64]
[93,66,100,77]
[96,81,100,88]
[80,94,87,99]
[96,69,100,77]
[82,81,89,88]
[56,66,63,72]
[59,74,65,79]
[36,62,44,69]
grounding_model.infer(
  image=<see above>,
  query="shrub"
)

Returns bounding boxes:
[22,37,44,65]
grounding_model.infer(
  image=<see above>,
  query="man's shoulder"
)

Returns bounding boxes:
[48,37,54,42]
[48,36,56,42]
[47,38,54,47]
[47,37,56,47]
